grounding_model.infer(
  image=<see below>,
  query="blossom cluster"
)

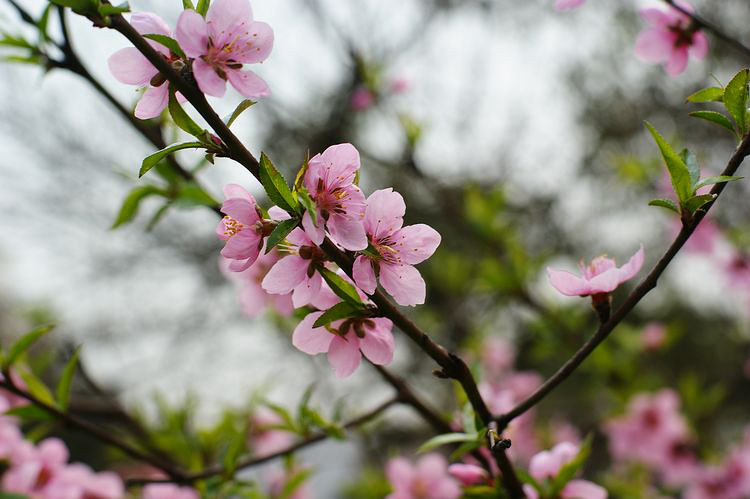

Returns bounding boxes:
[555,0,708,76]
[217,143,441,377]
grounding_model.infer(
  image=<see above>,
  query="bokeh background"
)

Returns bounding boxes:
[2,0,750,496]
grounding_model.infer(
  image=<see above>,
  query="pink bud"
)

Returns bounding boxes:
[448,463,488,486]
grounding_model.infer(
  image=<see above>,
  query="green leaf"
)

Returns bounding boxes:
[693,175,743,190]
[5,404,52,422]
[168,87,204,137]
[37,5,52,44]
[417,432,477,453]
[684,194,716,214]
[4,325,54,369]
[98,2,130,16]
[723,69,749,135]
[143,34,184,59]
[644,122,692,204]
[111,185,165,228]
[0,35,35,50]
[223,429,247,475]
[140,142,204,177]
[182,0,195,9]
[56,347,80,410]
[146,202,172,231]
[689,111,738,136]
[17,369,55,406]
[648,198,679,214]
[259,153,298,213]
[312,302,366,328]
[679,149,700,187]
[196,0,211,16]
[296,188,317,225]
[318,268,362,306]
[2,55,43,65]
[266,218,299,253]
[687,86,724,103]
[224,99,256,127]
[294,158,309,191]
[549,436,592,495]
[280,468,312,499]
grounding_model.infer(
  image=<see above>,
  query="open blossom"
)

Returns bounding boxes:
[176,0,273,98]
[292,311,394,378]
[641,322,668,351]
[353,189,441,306]
[554,0,585,10]
[635,1,708,76]
[547,245,644,297]
[221,250,294,317]
[108,13,183,119]
[386,454,461,499]
[523,442,607,499]
[143,484,200,499]
[302,143,368,251]
[217,184,269,272]
[351,87,375,111]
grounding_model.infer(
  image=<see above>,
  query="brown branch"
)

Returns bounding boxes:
[498,132,750,428]
[126,396,399,486]
[106,13,523,496]
[664,0,750,60]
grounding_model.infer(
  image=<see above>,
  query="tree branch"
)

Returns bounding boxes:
[664,0,750,60]
[498,132,750,427]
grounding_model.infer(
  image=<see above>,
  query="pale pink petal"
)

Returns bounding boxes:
[292,271,322,308]
[447,463,487,486]
[320,143,361,184]
[239,282,268,317]
[327,335,362,378]
[108,47,156,86]
[223,183,254,202]
[393,224,441,265]
[37,438,68,466]
[292,312,333,354]
[270,293,294,316]
[231,21,274,64]
[530,449,559,480]
[524,485,541,499]
[221,230,261,261]
[193,58,227,97]
[554,0,585,10]
[227,69,270,99]
[386,458,414,491]
[359,319,394,365]
[327,214,367,251]
[417,453,449,483]
[639,8,672,28]
[364,188,405,239]
[689,31,709,59]
[287,227,313,247]
[302,209,325,245]
[206,0,253,45]
[430,478,461,499]
[562,479,608,499]
[135,85,169,120]
[584,256,617,279]
[586,267,622,294]
[665,46,689,76]
[547,268,590,296]
[379,263,426,306]
[634,29,674,64]
[353,255,377,294]
[222,198,260,226]
[176,9,209,58]
[617,245,645,283]
[262,255,308,294]
[130,12,171,37]
[268,205,292,221]
[309,282,340,310]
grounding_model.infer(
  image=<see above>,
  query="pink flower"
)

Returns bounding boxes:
[249,407,295,457]
[108,13,183,119]
[292,311,395,378]
[680,218,722,254]
[353,188,441,306]
[221,250,294,317]
[143,483,200,499]
[385,454,461,499]
[48,464,124,499]
[642,322,668,351]
[216,184,266,272]
[525,442,607,499]
[480,337,516,381]
[554,0,585,10]
[547,245,644,297]
[389,78,410,94]
[0,370,30,412]
[635,1,708,76]
[351,87,375,111]
[176,0,273,98]
[302,143,368,251]
[261,228,328,307]
[447,463,488,486]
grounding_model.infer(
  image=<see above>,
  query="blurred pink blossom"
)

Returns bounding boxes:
[385,453,461,499]
[554,0,585,10]
[641,322,668,351]
[524,442,607,499]
[547,245,644,297]
[143,483,200,499]
[249,407,295,457]
[351,87,375,111]
[447,463,488,486]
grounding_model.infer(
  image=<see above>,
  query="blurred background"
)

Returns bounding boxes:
[2,0,750,496]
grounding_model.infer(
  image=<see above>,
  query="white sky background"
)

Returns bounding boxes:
[0,0,746,494]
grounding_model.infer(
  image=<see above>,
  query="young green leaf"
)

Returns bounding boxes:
[684,193,716,214]
[318,268,363,306]
[679,149,700,187]
[648,198,679,214]
[37,5,52,44]
[689,111,738,136]
[5,404,53,422]
[143,34,185,59]
[279,468,313,499]
[112,185,166,228]
[294,158,309,191]
[312,302,367,328]
[296,188,317,225]
[168,88,204,137]
[693,175,743,191]
[56,347,81,410]
[182,0,196,9]
[17,369,55,406]
[417,432,477,453]
[644,122,692,204]
[259,153,298,213]
[4,324,54,369]
[224,99,256,127]
[723,69,749,135]
[98,2,130,16]
[140,142,204,177]
[223,429,248,475]
[265,218,299,253]
[196,0,211,16]
[686,86,724,103]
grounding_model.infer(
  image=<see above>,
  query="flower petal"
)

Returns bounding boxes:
[327,334,361,378]
[193,58,227,97]
[223,183,254,202]
[547,268,590,297]
[221,230,261,262]
[586,267,622,294]
[353,255,377,295]
[379,263,426,306]
[239,282,267,317]
[364,188,405,240]
[131,12,171,37]
[221,198,259,226]
[292,271,322,308]
[135,85,169,120]
[665,46,689,76]
[617,244,645,283]
[302,209,325,245]
[689,31,709,60]
[206,0,253,46]
[327,214,367,251]
[360,318,394,365]
[230,21,274,64]
[634,29,675,64]
[292,312,333,354]
[226,69,271,99]
[262,255,308,294]
[108,47,156,86]
[392,224,441,265]
[562,479,607,499]
[175,9,209,58]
